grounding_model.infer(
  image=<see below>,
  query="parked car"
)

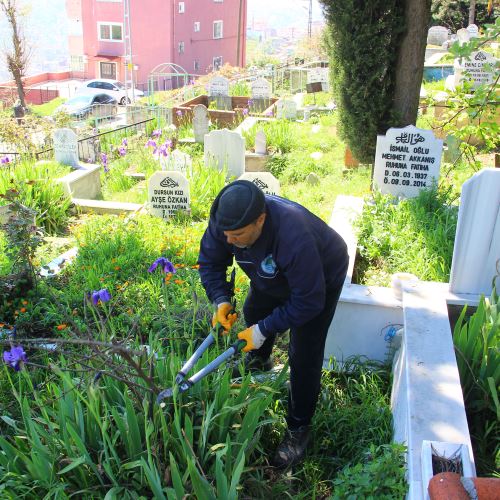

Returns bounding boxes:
[54,93,118,119]
[76,79,144,105]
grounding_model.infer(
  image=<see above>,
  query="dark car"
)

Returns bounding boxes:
[55,93,118,119]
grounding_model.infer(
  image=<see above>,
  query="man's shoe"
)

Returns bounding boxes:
[231,351,274,378]
[272,426,311,469]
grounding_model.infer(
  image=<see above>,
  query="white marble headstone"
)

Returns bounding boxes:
[204,129,245,178]
[147,171,190,220]
[251,78,271,99]
[427,26,449,46]
[193,104,209,143]
[53,128,79,167]
[373,125,443,198]
[208,76,229,96]
[239,172,280,196]
[454,51,498,89]
[456,28,471,44]
[307,67,329,91]
[276,100,297,120]
[255,130,267,155]
[450,169,500,295]
[466,24,479,38]
[159,150,192,174]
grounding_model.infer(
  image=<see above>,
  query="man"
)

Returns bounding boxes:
[198,180,348,469]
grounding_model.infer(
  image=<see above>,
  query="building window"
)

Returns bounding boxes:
[194,60,200,71]
[213,20,223,39]
[70,55,85,72]
[213,56,223,70]
[178,41,185,54]
[178,2,185,13]
[194,21,200,32]
[100,61,117,79]
[98,22,123,42]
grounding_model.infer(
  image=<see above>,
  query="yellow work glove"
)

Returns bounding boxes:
[237,325,266,352]
[212,302,238,333]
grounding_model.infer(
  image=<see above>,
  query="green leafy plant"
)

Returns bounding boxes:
[453,288,500,476]
[331,443,407,499]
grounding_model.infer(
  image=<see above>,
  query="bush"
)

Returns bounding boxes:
[320,0,404,163]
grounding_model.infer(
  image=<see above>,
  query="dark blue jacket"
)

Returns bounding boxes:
[198,195,348,336]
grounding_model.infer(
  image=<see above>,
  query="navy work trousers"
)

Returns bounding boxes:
[243,282,344,429]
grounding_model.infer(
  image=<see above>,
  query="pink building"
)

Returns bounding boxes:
[66,0,247,90]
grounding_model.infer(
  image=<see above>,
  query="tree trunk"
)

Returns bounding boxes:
[469,0,476,25]
[392,0,431,126]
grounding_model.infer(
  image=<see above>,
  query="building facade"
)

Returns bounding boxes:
[66,0,247,90]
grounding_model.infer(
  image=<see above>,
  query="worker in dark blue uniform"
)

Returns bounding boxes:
[198,180,348,469]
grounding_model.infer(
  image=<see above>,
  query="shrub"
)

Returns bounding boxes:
[320,0,404,162]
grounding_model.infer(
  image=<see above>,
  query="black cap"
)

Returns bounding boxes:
[210,180,266,230]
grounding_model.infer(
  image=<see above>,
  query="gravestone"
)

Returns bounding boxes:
[307,67,329,91]
[373,125,443,198]
[204,129,245,178]
[159,150,192,174]
[276,99,297,120]
[193,104,209,143]
[454,51,498,89]
[147,171,190,220]
[449,169,500,295]
[209,76,229,96]
[466,24,479,38]
[53,128,79,167]
[251,78,271,99]
[427,26,449,46]
[208,75,232,110]
[239,172,280,196]
[456,28,471,44]
[255,130,267,155]
[250,78,272,112]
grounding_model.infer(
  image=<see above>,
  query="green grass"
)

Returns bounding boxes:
[30,97,66,117]
[302,91,334,107]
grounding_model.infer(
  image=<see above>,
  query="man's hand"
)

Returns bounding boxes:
[237,325,266,352]
[212,302,238,333]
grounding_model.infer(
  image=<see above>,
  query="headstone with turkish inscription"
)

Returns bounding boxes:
[466,24,479,38]
[276,99,297,120]
[159,149,192,174]
[373,125,443,198]
[427,26,449,46]
[204,128,245,178]
[239,172,280,196]
[193,104,209,143]
[456,28,471,44]
[53,128,79,167]
[147,171,190,220]
[307,67,329,91]
[251,78,271,99]
[250,78,272,112]
[208,76,232,110]
[454,51,498,89]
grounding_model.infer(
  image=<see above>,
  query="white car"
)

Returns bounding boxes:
[76,79,144,105]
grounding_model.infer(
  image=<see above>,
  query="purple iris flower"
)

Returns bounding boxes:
[3,346,27,371]
[118,147,127,156]
[148,257,176,274]
[248,99,254,107]
[1,156,10,164]
[91,288,111,305]
[122,138,128,147]
[164,139,173,149]
[265,109,273,117]
[152,129,162,138]
[158,144,169,157]
[242,108,249,116]
[145,139,157,149]
[100,153,108,165]
[176,109,183,117]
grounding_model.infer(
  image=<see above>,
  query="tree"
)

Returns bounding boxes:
[0,0,30,108]
[430,0,495,32]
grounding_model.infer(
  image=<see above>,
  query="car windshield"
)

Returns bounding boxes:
[65,95,92,105]
[113,81,125,89]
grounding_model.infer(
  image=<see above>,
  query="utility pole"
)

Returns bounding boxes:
[236,0,243,67]
[308,0,312,38]
[123,0,134,104]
